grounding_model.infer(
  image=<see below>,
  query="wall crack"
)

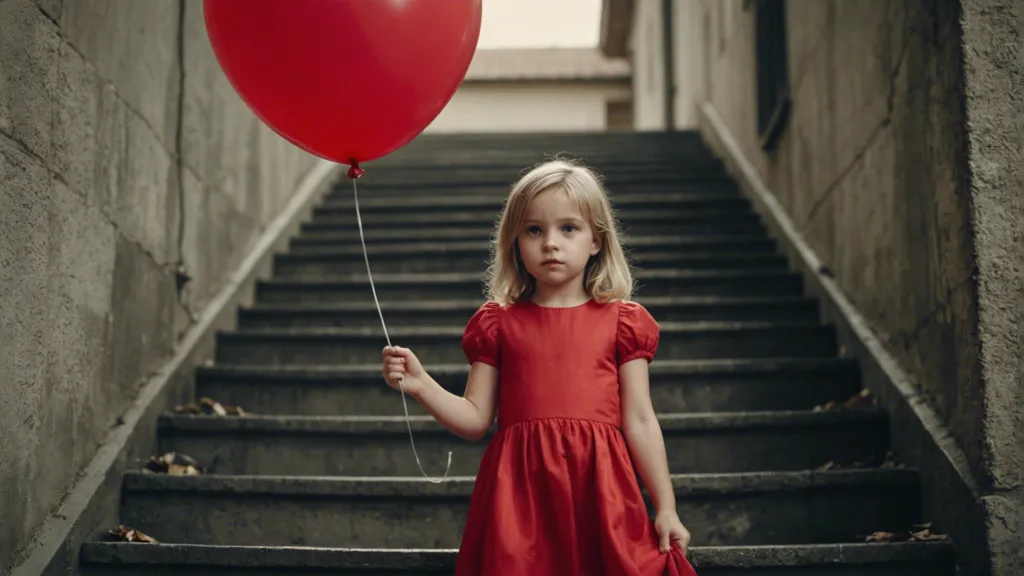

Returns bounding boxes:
[884,38,908,127]
[803,23,908,229]
[173,0,195,324]
[886,272,977,348]
[0,127,166,271]
[803,119,888,226]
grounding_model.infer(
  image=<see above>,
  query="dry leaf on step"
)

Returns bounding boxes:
[199,397,228,416]
[173,402,202,415]
[863,522,946,543]
[143,452,203,476]
[910,523,947,541]
[910,528,947,541]
[843,389,876,409]
[814,389,876,412]
[109,524,158,543]
[175,398,246,416]
[167,463,201,476]
[814,455,876,472]
[865,531,907,543]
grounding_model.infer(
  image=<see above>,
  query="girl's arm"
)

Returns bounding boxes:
[383,346,498,441]
[619,358,677,515]
[621,357,692,554]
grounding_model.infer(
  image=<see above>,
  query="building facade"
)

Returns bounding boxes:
[425,47,634,133]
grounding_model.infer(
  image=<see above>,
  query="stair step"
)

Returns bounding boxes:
[301,220,766,239]
[366,158,726,174]
[79,541,956,576]
[197,358,861,416]
[254,270,805,303]
[215,322,836,365]
[329,167,732,188]
[238,296,819,329]
[314,193,750,215]
[290,233,774,252]
[331,180,741,198]
[380,129,706,145]
[78,130,956,575]
[116,470,922,548]
[276,251,786,276]
[374,144,717,159]
[305,208,763,231]
[372,148,718,169]
[378,154,718,168]
[159,410,888,477]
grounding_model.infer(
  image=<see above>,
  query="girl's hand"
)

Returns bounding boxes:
[654,510,691,555]
[382,346,426,397]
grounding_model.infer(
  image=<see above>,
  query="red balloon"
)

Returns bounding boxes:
[203,0,482,165]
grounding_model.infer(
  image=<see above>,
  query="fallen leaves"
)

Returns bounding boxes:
[863,523,948,543]
[174,397,246,417]
[815,458,872,472]
[814,389,877,412]
[108,524,158,543]
[143,452,203,476]
[815,450,903,472]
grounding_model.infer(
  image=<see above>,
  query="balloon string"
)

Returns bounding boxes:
[349,162,452,484]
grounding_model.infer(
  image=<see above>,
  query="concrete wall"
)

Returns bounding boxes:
[699,0,985,462]
[629,0,668,130]
[425,81,632,133]
[0,0,318,569]
[629,0,708,130]
[958,1,1023,572]
[633,0,1021,571]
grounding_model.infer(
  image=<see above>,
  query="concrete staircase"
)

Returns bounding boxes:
[79,132,956,574]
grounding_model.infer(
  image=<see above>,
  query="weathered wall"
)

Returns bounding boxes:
[0,0,318,569]
[702,0,986,472]
[425,82,632,133]
[652,0,1020,571]
[958,0,1023,572]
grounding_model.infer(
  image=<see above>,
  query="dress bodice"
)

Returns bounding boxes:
[462,299,660,430]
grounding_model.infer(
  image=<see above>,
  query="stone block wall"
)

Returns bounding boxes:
[0,0,318,568]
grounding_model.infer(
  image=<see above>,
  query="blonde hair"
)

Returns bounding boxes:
[485,158,634,306]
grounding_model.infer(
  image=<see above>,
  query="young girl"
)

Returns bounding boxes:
[382,159,697,576]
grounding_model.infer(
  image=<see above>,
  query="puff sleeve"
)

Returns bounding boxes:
[616,301,660,366]
[462,301,500,367]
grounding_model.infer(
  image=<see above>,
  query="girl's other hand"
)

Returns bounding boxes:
[382,346,426,397]
[654,510,691,555]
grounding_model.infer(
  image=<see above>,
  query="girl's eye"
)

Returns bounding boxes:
[527,226,541,235]
[562,225,577,233]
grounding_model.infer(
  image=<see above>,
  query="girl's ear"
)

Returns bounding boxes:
[590,233,602,257]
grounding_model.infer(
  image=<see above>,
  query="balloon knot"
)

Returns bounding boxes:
[347,159,365,179]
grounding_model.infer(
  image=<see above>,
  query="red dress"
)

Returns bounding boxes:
[455,299,698,576]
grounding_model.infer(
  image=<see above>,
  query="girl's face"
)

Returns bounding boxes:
[517,187,601,297]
